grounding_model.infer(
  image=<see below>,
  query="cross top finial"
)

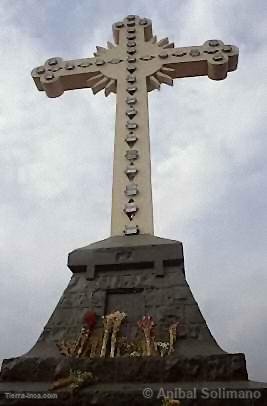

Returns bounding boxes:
[112,15,153,44]
[31,16,239,236]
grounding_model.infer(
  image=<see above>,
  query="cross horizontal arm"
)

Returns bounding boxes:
[157,40,238,81]
[31,56,106,98]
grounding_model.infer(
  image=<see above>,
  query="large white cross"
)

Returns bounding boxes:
[32,15,239,236]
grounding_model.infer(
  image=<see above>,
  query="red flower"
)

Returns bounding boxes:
[83,311,97,329]
[137,315,155,330]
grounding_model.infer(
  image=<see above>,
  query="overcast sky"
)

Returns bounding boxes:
[0,0,266,382]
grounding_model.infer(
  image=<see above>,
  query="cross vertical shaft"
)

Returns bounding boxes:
[111,21,154,236]
[112,76,153,235]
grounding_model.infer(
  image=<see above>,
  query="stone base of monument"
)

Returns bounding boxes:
[1,235,266,405]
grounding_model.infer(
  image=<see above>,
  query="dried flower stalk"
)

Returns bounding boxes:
[163,400,181,406]
[50,370,94,392]
[137,315,155,356]
[89,335,99,358]
[110,311,127,357]
[57,340,75,357]
[168,321,180,354]
[76,328,91,358]
[100,313,114,358]
[50,376,74,391]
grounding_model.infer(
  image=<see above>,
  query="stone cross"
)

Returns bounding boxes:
[32,15,239,237]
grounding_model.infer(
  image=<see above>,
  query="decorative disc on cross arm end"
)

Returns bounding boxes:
[207,54,228,80]
[40,75,65,98]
